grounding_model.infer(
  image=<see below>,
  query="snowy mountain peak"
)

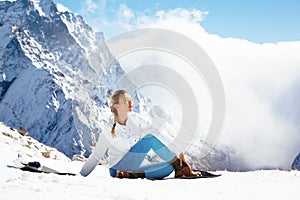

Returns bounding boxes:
[29,0,54,17]
[0,0,124,158]
[56,3,71,13]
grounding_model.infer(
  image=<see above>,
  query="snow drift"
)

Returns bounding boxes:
[1,122,300,200]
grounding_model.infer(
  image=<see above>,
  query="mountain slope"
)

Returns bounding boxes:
[0,0,123,157]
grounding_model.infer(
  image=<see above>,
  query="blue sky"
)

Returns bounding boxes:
[53,0,300,43]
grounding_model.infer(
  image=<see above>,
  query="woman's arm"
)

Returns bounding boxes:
[80,129,111,176]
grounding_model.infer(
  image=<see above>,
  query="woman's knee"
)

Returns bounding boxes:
[140,134,159,143]
[143,133,155,139]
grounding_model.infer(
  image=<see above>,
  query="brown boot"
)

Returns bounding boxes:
[116,170,145,179]
[170,156,202,178]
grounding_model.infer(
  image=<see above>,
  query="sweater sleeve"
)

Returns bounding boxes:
[80,127,111,177]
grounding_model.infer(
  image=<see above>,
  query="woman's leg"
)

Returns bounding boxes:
[138,162,174,179]
[110,134,175,177]
[145,134,175,162]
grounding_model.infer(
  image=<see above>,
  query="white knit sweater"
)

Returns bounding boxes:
[80,106,181,176]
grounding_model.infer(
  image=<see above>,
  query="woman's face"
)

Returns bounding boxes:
[115,92,133,113]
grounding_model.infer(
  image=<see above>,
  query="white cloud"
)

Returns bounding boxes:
[155,8,207,23]
[87,3,97,12]
[156,21,300,170]
[125,8,208,33]
[82,0,98,13]
[80,3,208,39]
[166,27,300,170]
[118,3,135,22]
[102,5,300,170]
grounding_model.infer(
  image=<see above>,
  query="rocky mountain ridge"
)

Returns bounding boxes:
[0,0,123,157]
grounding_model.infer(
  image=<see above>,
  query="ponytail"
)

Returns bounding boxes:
[110,105,118,137]
[109,89,128,137]
[111,122,116,137]
[111,115,117,137]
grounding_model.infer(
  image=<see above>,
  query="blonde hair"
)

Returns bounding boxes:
[109,89,128,137]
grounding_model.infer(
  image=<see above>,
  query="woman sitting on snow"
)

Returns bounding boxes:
[80,89,202,179]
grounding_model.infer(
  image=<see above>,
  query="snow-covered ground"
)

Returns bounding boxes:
[1,122,300,200]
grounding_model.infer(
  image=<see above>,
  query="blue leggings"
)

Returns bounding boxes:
[109,134,176,179]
